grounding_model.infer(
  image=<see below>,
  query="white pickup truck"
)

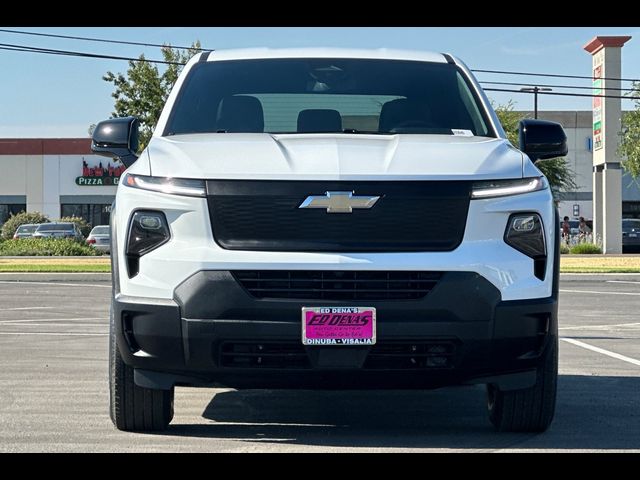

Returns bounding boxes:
[92,48,567,432]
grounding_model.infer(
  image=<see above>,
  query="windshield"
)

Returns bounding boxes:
[165,58,493,136]
[36,224,73,232]
[91,226,109,235]
[17,225,38,234]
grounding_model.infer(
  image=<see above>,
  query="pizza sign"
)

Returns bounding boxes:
[75,158,125,186]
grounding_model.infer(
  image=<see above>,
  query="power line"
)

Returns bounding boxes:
[473,68,640,84]
[0,42,184,65]
[483,87,640,101]
[480,80,636,93]
[1,35,638,88]
[0,28,204,52]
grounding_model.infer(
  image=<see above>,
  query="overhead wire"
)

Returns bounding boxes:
[0,28,204,51]
[472,68,640,84]
[479,80,636,93]
[2,28,639,83]
[483,87,640,101]
[0,42,184,65]
[1,31,639,99]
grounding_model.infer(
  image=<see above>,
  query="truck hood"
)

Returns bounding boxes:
[146,133,524,181]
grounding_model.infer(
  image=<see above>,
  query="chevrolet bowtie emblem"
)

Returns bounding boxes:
[298,191,380,214]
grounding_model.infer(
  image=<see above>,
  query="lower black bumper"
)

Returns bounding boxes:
[114,271,557,390]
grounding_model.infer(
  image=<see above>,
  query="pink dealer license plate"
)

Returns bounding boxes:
[302,307,376,346]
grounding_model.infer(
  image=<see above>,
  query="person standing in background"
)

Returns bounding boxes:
[579,216,591,239]
[562,216,571,244]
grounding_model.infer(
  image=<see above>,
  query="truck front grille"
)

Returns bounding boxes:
[207,180,471,252]
[233,270,442,301]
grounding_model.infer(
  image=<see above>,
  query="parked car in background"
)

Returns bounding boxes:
[12,223,41,239]
[32,222,84,240]
[86,225,110,253]
[622,219,640,252]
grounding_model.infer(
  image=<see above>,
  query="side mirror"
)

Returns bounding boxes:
[518,119,568,162]
[91,117,140,168]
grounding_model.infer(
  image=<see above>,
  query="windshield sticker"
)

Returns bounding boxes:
[451,129,474,137]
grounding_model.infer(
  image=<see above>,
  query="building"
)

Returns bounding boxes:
[0,139,119,227]
[532,111,640,222]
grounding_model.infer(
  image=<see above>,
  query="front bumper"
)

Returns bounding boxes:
[114,270,557,390]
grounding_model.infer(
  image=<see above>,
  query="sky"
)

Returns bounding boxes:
[1,26,639,138]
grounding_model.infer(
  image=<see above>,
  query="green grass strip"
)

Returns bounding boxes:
[0,264,111,273]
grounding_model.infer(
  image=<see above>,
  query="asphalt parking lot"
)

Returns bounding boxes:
[0,274,638,452]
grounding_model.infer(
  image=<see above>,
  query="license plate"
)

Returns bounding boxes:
[302,307,376,346]
[630,233,638,238]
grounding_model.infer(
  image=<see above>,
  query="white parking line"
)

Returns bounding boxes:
[0,332,108,336]
[5,306,55,311]
[607,280,640,285]
[559,322,640,330]
[0,323,107,328]
[561,338,640,367]
[560,289,640,296]
[0,280,110,288]
[0,317,106,324]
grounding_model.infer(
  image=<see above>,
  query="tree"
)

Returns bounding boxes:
[493,101,577,198]
[102,42,201,150]
[619,82,640,178]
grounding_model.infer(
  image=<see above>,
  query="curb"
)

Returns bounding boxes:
[560,272,640,281]
[0,256,110,260]
[0,273,111,282]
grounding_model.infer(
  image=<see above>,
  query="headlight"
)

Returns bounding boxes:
[122,173,206,197]
[471,177,548,199]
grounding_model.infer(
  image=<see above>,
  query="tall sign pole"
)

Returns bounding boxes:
[584,36,631,254]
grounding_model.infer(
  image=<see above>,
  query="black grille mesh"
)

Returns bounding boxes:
[219,340,457,369]
[207,180,471,252]
[233,270,441,301]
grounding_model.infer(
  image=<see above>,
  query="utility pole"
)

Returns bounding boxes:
[519,86,553,118]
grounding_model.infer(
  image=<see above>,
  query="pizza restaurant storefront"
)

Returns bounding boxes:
[0,138,120,228]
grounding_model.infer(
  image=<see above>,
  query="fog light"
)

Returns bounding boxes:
[139,215,162,230]
[504,213,545,258]
[512,215,536,232]
[126,211,170,277]
[505,213,547,281]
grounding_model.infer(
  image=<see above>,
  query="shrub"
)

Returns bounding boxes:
[1,211,49,240]
[560,243,570,254]
[569,243,602,254]
[58,216,92,237]
[0,238,99,256]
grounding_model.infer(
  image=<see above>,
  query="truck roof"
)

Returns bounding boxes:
[203,47,449,64]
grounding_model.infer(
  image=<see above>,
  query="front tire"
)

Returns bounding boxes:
[486,337,558,432]
[109,307,174,432]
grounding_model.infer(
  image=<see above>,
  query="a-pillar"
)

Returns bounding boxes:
[584,35,631,254]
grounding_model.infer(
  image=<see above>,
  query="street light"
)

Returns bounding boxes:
[519,86,553,119]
